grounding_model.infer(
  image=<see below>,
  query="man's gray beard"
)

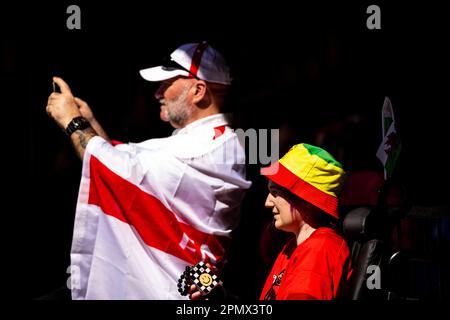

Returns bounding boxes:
[166,85,192,127]
[167,107,190,127]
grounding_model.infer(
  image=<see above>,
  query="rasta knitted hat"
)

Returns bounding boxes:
[261,143,346,219]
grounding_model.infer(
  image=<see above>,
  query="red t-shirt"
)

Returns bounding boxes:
[260,228,353,300]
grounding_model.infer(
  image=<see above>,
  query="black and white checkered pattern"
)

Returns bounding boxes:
[177,261,223,296]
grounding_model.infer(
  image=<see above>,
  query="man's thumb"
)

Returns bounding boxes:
[53,76,73,95]
[74,97,87,108]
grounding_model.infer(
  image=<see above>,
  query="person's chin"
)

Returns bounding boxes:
[160,114,170,122]
[160,107,170,122]
[273,217,282,229]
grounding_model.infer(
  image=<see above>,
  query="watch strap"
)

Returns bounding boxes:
[65,116,91,136]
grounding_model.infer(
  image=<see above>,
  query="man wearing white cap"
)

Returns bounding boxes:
[46,42,251,299]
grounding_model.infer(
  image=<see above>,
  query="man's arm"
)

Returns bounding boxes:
[71,127,98,159]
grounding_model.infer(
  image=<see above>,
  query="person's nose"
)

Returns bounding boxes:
[265,193,275,209]
[154,83,166,100]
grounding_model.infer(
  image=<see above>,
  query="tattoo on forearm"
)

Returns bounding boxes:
[72,127,97,159]
[76,128,94,148]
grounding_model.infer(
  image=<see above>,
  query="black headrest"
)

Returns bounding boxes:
[343,207,383,242]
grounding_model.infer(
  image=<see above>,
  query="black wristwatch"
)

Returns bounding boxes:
[65,116,91,136]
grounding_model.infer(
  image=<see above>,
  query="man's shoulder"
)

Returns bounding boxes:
[130,128,243,163]
[134,135,176,151]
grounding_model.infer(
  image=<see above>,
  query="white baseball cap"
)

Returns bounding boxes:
[139,41,232,85]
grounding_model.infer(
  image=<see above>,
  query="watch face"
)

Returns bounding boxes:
[66,117,90,136]
[74,118,85,128]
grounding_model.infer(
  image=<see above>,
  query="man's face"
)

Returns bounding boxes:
[154,77,194,128]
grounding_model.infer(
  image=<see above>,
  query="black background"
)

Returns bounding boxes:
[2,1,448,300]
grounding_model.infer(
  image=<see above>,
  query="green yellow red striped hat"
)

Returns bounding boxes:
[261,143,346,219]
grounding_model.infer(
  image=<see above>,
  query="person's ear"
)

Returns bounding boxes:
[191,80,207,104]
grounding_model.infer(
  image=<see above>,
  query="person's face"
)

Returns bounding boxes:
[154,77,194,128]
[265,182,303,233]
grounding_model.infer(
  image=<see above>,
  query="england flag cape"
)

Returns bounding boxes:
[69,114,251,299]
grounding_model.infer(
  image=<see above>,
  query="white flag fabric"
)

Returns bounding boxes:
[376,97,401,179]
[69,114,251,299]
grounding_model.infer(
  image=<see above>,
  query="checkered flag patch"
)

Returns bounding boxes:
[177,261,223,296]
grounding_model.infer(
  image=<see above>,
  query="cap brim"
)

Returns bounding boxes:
[139,66,189,82]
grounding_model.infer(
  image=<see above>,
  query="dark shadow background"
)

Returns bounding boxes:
[2,1,448,299]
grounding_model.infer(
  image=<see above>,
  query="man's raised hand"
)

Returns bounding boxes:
[74,97,95,122]
[46,77,81,129]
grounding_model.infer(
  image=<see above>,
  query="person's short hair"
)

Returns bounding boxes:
[269,180,338,229]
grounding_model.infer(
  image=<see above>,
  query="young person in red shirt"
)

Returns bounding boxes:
[189,143,352,300]
[262,143,353,299]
